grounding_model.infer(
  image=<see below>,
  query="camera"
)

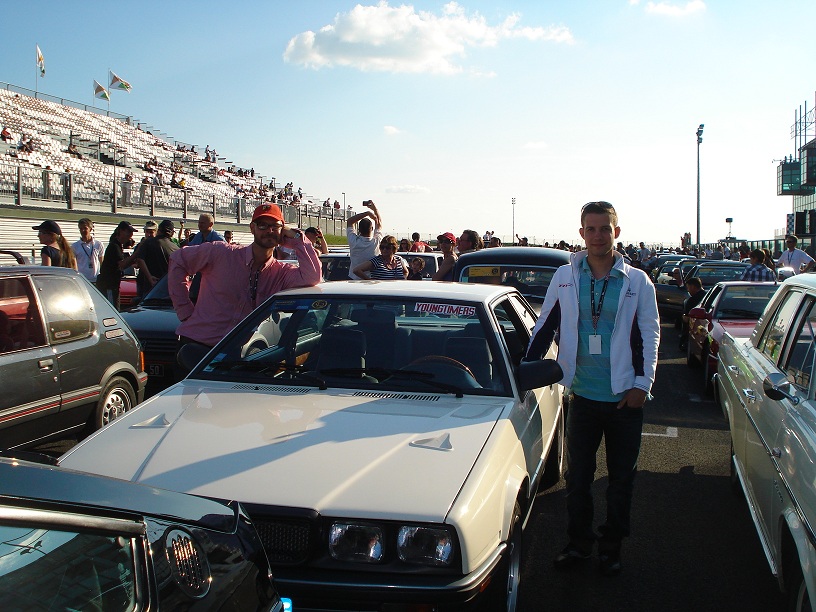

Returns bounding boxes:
[363,200,372,205]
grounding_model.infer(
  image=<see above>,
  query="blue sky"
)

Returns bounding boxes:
[4,1,814,245]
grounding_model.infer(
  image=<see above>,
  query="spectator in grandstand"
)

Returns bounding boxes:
[188,213,224,245]
[18,135,34,154]
[96,221,152,310]
[142,220,158,239]
[122,173,134,206]
[224,230,235,244]
[139,176,150,204]
[33,220,77,270]
[346,200,383,279]
[72,218,104,282]
[353,235,409,280]
[458,230,484,254]
[61,168,71,203]
[168,203,321,350]
[67,143,82,159]
[432,232,458,281]
[407,257,426,280]
[304,227,328,254]
[410,232,430,252]
[0,126,11,142]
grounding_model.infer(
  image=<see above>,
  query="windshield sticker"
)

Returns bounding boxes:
[311,299,328,310]
[415,302,476,317]
[468,266,501,277]
[272,299,311,311]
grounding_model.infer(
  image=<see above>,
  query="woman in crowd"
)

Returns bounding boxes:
[33,220,77,269]
[398,238,411,252]
[353,235,408,280]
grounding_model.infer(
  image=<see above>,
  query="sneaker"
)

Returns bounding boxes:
[598,550,621,576]
[553,544,591,570]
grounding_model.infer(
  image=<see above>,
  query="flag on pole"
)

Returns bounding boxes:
[109,71,132,92]
[36,45,45,77]
[94,80,110,101]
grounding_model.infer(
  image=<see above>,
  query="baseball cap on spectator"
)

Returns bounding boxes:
[115,221,138,233]
[32,220,63,235]
[252,203,283,224]
[143,220,158,231]
[437,232,456,244]
[158,219,175,234]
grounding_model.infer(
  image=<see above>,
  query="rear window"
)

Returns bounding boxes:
[459,265,557,302]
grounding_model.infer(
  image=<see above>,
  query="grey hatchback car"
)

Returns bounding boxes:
[0,266,146,449]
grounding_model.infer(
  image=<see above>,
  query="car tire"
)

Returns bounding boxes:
[484,501,521,612]
[786,556,811,612]
[93,376,135,431]
[540,410,565,491]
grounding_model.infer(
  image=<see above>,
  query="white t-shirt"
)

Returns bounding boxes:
[781,248,814,274]
[72,238,104,281]
[347,227,382,279]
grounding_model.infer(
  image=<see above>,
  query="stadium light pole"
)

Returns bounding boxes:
[512,197,516,245]
[696,124,704,245]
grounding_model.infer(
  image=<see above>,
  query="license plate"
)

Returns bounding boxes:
[148,364,165,377]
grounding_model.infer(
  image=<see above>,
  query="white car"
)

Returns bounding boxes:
[60,281,565,611]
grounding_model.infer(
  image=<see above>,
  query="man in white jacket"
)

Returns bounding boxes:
[525,201,660,576]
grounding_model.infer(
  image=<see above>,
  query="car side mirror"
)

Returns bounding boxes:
[177,342,212,373]
[688,307,710,320]
[517,359,563,393]
[763,373,800,405]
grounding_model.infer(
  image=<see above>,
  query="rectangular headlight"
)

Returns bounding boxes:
[397,526,454,566]
[329,522,384,563]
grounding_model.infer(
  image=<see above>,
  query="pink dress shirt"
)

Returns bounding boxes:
[168,235,321,346]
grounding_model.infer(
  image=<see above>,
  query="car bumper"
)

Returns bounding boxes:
[272,543,505,611]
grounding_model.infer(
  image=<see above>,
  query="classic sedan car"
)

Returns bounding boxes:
[453,247,571,312]
[715,274,816,610]
[60,281,565,611]
[0,455,285,611]
[656,260,749,320]
[0,266,146,450]
[686,281,779,392]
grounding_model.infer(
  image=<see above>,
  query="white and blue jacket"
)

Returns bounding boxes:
[525,250,660,396]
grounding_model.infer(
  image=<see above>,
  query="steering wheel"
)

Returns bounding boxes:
[407,355,474,376]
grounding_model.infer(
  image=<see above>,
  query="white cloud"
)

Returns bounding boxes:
[283,1,573,75]
[644,1,706,16]
[384,125,402,136]
[524,140,548,150]
[385,184,430,194]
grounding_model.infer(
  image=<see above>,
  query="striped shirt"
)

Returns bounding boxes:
[368,255,407,280]
[740,263,775,282]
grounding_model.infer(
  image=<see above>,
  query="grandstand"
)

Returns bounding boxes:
[0,82,347,261]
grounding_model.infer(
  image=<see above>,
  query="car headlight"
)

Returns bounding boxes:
[329,522,384,563]
[397,525,453,566]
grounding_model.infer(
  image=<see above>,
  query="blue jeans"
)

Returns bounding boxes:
[565,394,643,553]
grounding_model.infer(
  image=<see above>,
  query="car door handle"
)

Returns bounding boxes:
[772,448,782,458]
[742,388,756,403]
[38,358,53,371]
[727,365,739,373]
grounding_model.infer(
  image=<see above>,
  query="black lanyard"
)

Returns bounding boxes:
[590,274,610,333]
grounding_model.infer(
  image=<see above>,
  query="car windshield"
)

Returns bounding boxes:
[140,274,172,304]
[193,295,512,396]
[459,265,556,303]
[715,285,778,319]
[695,265,746,285]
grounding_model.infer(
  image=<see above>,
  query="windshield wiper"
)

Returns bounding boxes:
[319,367,463,397]
[272,363,328,390]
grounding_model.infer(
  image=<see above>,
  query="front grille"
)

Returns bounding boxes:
[142,337,178,355]
[254,518,312,564]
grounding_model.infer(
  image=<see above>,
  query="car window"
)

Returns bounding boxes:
[701,285,722,310]
[0,276,47,353]
[198,296,511,396]
[695,266,746,285]
[782,299,816,392]
[460,265,558,302]
[758,290,803,364]
[32,275,94,344]
[493,298,531,367]
[0,524,136,610]
[716,285,778,319]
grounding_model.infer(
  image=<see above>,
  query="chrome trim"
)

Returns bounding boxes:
[731,453,778,574]
[0,506,146,536]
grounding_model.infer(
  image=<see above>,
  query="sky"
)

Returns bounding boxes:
[3,1,816,246]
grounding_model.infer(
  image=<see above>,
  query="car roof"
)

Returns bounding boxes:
[0,265,85,279]
[276,279,518,302]
[776,273,816,291]
[454,247,571,268]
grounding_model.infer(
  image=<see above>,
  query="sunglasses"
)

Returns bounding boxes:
[255,222,284,231]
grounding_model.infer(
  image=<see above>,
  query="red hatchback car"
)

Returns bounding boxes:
[686,281,779,393]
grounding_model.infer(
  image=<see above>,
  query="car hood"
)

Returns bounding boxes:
[121,303,180,334]
[60,380,510,522]
[717,318,758,338]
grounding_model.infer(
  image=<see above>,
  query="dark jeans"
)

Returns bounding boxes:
[565,394,644,554]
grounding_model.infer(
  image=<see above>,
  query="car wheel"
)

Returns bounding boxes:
[484,501,521,612]
[786,557,811,612]
[540,410,565,491]
[93,376,135,431]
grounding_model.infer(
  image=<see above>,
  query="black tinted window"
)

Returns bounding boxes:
[0,277,47,353]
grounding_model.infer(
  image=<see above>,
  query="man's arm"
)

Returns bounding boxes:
[279,230,323,288]
[346,210,372,228]
[167,245,212,321]
[432,255,455,281]
[366,201,382,228]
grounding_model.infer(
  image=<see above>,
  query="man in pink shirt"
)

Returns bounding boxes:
[169,203,321,348]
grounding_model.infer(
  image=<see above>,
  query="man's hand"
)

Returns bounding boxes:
[363,200,375,209]
[281,227,300,240]
[617,388,647,409]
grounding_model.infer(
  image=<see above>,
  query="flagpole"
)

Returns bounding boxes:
[34,45,38,98]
